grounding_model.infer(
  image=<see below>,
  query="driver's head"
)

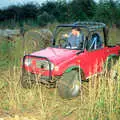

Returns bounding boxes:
[72,27,81,36]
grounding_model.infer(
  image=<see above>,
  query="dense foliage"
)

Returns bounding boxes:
[0,0,120,27]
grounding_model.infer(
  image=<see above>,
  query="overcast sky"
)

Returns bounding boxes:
[0,0,100,9]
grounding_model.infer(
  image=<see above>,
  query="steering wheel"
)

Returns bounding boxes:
[59,39,72,48]
[64,42,72,48]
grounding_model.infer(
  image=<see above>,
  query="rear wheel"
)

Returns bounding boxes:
[57,70,82,99]
[104,56,119,79]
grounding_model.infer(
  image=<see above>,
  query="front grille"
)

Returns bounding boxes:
[36,60,49,69]
[23,55,52,80]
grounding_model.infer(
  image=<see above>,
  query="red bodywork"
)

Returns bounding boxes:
[23,45,120,79]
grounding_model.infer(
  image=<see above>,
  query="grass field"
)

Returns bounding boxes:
[0,25,120,120]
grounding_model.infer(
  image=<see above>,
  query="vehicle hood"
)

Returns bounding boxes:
[31,47,78,64]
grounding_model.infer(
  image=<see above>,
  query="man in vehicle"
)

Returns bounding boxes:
[63,26,84,49]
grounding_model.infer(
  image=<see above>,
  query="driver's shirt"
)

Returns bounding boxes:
[67,33,83,48]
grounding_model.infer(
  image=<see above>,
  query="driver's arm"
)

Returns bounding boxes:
[63,34,69,38]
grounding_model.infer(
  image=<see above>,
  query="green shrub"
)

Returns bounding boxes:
[37,12,55,26]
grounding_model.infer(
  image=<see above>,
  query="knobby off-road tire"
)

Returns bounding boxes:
[57,70,81,99]
[21,70,36,89]
[105,57,119,80]
[24,29,53,52]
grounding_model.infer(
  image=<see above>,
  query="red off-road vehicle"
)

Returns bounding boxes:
[21,22,120,99]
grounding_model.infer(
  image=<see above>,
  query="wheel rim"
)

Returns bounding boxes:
[71,73,80,96]
[57,70,81,99]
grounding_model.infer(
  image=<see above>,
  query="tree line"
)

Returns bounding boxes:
[0,0,120,27]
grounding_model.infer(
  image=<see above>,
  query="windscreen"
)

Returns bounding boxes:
[54,27,87,50]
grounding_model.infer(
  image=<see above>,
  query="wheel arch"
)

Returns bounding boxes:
[106,54,119,62]
[64,66,86,80]
[104,54,119,70]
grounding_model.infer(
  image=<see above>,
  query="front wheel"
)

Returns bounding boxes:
[57,70,81,99]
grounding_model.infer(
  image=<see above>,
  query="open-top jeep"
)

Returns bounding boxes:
[21,22,120,99]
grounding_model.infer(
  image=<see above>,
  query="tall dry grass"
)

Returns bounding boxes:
[0,60,120,120]
[0,27,120,120]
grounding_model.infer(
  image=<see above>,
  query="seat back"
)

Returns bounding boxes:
[87,33,102,50]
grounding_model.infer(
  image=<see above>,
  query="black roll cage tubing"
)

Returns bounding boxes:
[23,55,52,80]
[52,22,107,48]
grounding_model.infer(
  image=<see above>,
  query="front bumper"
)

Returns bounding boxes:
[23,55,53,81]
[21,68,60,87]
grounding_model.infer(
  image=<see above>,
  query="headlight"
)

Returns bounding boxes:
[24,58,32,66]
[36,60,54,70]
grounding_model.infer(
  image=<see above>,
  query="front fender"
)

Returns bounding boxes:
[64,66,86,80]
[65,66,80,73]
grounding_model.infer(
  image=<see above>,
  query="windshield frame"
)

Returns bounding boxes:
[52,22,107,49]
[53,26,88,50]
